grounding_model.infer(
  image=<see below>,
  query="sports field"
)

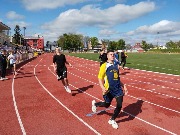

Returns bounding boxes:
[68,53,180,75]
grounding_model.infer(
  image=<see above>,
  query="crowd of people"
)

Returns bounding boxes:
[0,46,34,81]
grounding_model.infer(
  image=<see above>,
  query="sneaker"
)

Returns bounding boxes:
[65,86,71,93]
[57,76,61,81]
[108,119,118,129]
[57,75,61,81]
[0,77,4,81]
[3,77,8,80]
[92,100,96,113]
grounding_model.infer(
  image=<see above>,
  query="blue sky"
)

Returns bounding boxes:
[0,0,180,45]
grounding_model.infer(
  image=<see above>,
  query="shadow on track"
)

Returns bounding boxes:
[71,85,94,96]
[97,100,144,123]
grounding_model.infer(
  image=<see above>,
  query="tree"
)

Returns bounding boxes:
[117,39,126,50]
[90,37,98,49]
[166,40,177,49]
[108,41,117,50]
[57,33,83,51]
[141,40,149,51]
[176,41,180,48]
[13,25,23,45]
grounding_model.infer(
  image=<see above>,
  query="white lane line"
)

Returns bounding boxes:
[48,67,177,135]
[12,76,26,135]
[68,58,180,85]
[69,64,180,100]
[71,58,180,89]
[34,62,101,135]
[68,70,180,114]
[11,55,47,135]
[12,65,29,135]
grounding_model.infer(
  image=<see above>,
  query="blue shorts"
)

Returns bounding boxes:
[103,90,124,103]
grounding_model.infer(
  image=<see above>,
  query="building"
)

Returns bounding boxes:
[24,36,44,50]
[0,22,11,46]
[131,43,144,52]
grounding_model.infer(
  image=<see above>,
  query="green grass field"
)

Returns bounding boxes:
[67,52,180,75]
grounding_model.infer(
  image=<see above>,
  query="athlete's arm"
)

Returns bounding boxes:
[65,61,72,67]
[64,55,72,67]
[98,78,107,94]
[120,81,128,95]
[98,63,107,94]
[53,55,57,72]
[53,63,57,72]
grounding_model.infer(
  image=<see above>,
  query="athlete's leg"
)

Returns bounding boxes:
[93,92,113,109]
[63,78,69,86]
[123,58,126,68]
[95,102,111,108]
[92,93,112,113]
[111,96,123,120]
[61,79,66,86]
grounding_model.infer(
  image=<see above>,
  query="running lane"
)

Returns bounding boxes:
[1,53,180,135]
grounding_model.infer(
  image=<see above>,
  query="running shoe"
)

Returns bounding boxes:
[3,77,8,80]
[65,86,71,93]
[57,75,61,81]
[0,77,4,81]
[108,119,118,129]
[92,100,96,113]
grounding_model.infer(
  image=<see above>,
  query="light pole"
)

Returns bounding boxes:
[157,32,159,47]
[23,27,26,37]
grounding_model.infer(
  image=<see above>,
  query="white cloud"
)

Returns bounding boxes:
[6,11,24,20]
[127,20,180,35]
[99,29,119,37]
[21,0,85,11]
[41,1,156,40]
[125,20,180,45]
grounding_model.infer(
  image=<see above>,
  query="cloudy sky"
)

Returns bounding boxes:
[0,0,180,45]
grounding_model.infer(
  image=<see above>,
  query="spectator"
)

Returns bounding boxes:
[114,50,121,65]
[120,50,128,70]
[99,48,108,67]
[0,50,8,80]
[8,50,17,75]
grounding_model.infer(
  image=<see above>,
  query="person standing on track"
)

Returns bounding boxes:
[53,47,72,93]
[8,50,17,75]
[114,50,121,67]
[120,50,128,70]
[99,48,108,67]
[92,50,128,129]
[0,50,8,80]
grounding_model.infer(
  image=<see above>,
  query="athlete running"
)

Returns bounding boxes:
[92,50,128,129]
[53,47,72,93]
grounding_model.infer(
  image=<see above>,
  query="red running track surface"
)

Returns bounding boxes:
[0,53,179,135]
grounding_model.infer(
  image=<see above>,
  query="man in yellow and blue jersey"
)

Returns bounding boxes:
[92,50,128,129]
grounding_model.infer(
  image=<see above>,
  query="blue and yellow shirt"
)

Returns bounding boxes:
[98,62,123,96]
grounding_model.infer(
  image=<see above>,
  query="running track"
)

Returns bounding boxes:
[0,53,179,135]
